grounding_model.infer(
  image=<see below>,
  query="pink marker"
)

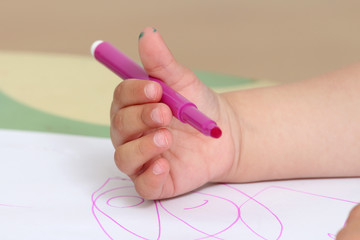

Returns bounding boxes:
[91,41,222,138]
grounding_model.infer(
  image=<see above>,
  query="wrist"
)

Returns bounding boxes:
[209,92,243,182]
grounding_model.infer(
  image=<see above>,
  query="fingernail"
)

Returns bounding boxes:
[144,83,157,100]
[151,107,163,124]
[152,27,157,33]
[153,131,168,147]
[139,32,144,39]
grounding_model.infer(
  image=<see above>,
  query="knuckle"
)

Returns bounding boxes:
[148,57,176,77]
[158,103,172,125]
[112,111,124,132]
[141,104,155,126]
[113,81,136,104]
[114,149,126,173]
[114,148,132,175]
[135,184,154,200]
[113,82,125,100]
[135,139,146,158]
[113,79,146,108]
[135,106,144,123]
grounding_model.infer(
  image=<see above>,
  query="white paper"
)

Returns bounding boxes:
[0,129,359,240]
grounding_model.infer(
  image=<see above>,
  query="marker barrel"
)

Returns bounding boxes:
[92,41,221,138]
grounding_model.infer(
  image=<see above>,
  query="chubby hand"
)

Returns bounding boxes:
[110,27,240,199]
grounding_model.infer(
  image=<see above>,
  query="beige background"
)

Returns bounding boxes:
[1,0,359,83]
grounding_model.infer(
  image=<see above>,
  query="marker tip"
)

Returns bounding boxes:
[210,127,222,138]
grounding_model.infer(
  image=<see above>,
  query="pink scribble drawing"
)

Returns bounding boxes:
[225,184,283,240]
[158,192,240,240]
[106,195,145,208]
[225,184,358,239]
[91,178,358,239]
[0,203,28,208]
[91,177,161,240]
[328,233,336,239]
[184,200,209,210]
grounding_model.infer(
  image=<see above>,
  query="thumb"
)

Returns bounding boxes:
[138,27,202,94]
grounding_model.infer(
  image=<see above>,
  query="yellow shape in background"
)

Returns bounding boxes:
[0,51,271,127]
[0,51,120,125]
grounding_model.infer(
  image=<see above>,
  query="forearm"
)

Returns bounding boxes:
[223,63,360,182]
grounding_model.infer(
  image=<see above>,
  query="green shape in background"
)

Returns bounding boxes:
[195,71,253,88]
[0,90,110,138]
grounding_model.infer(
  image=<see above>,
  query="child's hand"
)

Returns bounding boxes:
[337,204,360,240]
[110,27,240,199]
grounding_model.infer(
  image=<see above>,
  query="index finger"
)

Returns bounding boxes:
[110,79,162,118]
